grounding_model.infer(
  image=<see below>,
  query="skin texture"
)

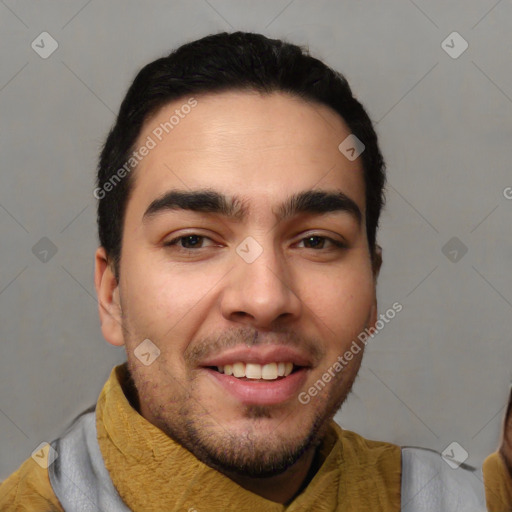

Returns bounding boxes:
[95,90,382,504]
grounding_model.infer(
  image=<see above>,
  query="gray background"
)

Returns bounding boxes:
[1,0,511,480]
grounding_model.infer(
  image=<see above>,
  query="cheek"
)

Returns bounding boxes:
[299,261,375,340]
[121,254,223,338]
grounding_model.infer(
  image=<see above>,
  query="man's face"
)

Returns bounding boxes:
[96,90,378,476]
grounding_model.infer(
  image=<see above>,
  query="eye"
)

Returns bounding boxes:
[163,233,346,254]
[164,234,214,250]
[296,235,346,250]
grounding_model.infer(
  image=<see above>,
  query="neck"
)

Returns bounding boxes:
[220,442,322,504]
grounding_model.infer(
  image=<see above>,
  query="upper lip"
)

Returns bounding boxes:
[199,345,314,368]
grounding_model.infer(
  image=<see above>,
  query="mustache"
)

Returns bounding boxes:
[184,325,325,367]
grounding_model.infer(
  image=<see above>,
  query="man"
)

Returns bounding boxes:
[1,31,511,511]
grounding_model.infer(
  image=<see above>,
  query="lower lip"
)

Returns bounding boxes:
[204,368,309,405]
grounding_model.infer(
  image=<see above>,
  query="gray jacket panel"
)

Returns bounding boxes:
[401,446,487,511]
[48,411,130,512]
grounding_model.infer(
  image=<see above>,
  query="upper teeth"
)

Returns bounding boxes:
[216,362,294,380]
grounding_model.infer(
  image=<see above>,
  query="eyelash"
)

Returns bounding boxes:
[163,234,346,252]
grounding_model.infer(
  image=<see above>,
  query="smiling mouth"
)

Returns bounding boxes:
[202,361,310,405]
[206,362,301,381]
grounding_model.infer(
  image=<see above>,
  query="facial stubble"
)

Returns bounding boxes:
[125,351,361,479]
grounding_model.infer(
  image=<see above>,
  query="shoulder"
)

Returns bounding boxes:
[331,425,402,507]
[335,425,402,485]
[0,450,64,512]
[335,426,488,510]
[337,426,402,466]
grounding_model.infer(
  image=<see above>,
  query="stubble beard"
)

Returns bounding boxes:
[126,356,359,478]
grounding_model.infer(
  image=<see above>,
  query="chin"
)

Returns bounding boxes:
[166,404,328,478]
[194,430,316,478]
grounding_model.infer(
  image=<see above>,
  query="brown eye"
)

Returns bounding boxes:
[298,236,345,250]
[164,234,211,249]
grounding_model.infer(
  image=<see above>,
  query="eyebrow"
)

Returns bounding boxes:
[142,188,362,226]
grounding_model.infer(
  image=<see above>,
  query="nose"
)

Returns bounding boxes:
[220,239,302,329]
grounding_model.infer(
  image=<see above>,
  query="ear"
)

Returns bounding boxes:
[368,244,383,330]
[94,246,124,347]
[372,243,383,281]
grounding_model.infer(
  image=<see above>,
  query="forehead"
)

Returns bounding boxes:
[126,90,366,223]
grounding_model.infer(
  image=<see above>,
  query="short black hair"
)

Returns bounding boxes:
[96,31,386,280]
